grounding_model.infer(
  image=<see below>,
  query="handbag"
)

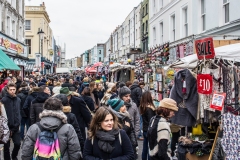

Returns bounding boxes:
[82,100,95,117]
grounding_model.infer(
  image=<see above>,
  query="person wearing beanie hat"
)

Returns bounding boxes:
[148,98,178,160]
[118,86,131,99]
[55,94,85,153]
[22,97,82,159]
[108,99,138,157]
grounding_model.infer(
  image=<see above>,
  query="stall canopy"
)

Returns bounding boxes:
[0,49,20,71]
[167,43,240,69]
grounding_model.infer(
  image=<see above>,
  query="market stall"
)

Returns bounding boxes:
[167,39,240,159]
[108,63,135,82]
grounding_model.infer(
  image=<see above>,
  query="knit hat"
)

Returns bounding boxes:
[107,99,124,112]
[159,98,178,111]
[118,86,131,98]
[60,87,72,96]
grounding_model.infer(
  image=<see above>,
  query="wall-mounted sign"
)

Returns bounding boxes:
[195,37,215,60]
[3,39,11,49]
[16,44,23,54]
[0,37,24,54]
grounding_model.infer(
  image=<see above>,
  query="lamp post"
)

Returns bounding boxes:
[108,49,111,65]
[37,28,44,74]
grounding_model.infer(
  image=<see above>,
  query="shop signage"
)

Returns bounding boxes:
[210,92,226,111]
[195,37,215,60]
[3,39,11,49]
[0,37,24,54]
[197,74,213,94]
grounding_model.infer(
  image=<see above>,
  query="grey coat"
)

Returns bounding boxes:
[127,100,140,137]
[21,110,81,160]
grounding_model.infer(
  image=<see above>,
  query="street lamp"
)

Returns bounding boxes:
[37,28,44,74]
[108,49,112,65]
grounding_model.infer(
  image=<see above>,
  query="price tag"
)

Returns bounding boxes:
[197,74,213,94]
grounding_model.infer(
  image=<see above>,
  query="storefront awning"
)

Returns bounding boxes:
[0,49,21,71]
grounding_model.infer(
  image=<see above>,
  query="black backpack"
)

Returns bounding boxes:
[147,116,170,151]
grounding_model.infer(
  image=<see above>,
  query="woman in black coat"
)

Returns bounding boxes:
[55,94,85,152]
[81,87,95,111]
[83,107,134,160]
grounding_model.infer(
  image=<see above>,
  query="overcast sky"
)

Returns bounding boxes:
[26,0,142,59]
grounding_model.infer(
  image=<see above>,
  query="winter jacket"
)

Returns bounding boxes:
[130,83,142,107]
[0,80,8,92]
[17,88,30,118]
[170,69,198,127]
[83,129,135,160]
[21,110,81,160]
[69,95,92,140]
[142,105,156,132]
[22,88,40,117]
[81,95,95,111]
[15,79,22,91]
[61,82,73,89]
[30,92,50,125]
[91,90,100,109]
[126,100,140,137]
[1,93,21,132]
[62,106,84,152]
[112,109,138,148]
[148,116,171,160]
[98,90,105,101]
[78,82,89,95]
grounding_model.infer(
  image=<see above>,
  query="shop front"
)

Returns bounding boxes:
[0,33,28,79]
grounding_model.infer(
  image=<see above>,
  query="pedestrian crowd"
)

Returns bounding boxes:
[0,74,178,160]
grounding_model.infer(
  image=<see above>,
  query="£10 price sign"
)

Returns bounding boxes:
[197,74,213,94]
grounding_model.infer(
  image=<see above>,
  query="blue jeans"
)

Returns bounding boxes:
[138,116,143,138]
[142,131,150,160]
[20,117,29,139]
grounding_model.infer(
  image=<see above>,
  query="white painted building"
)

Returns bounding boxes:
[148,0,240,48]
[104,35,112,63]
[135,3,142,49]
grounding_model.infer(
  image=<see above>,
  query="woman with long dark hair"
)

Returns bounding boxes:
[89,82,100,109]
[139,91,156,160]
[83,107,134,160]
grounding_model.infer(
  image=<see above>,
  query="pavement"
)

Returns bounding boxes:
[0,140,143,160]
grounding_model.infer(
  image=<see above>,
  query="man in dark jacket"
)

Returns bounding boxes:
[15,76,22,91]
[60,87,91,140]
[23,87,40,117]
[62,77,74,89]
[1,83,21,160]
[17,83,30,140]
[130,79,142,107]
[30,85,50,125]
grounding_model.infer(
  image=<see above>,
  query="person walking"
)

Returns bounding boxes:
[108,99,138,159]
[55,94,85,153]
[21,98,82,160]
[148,98,178,160]
[60,87,92,140]
[130,79,142,108]
[81,87,95,111]
[17,82,30,140]
[89,81,100,109]
[1,83,21,160]
[30,85,50,125]
[83,107,135,160]
[140,91,156,160]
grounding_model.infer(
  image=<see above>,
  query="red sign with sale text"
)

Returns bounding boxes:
[195,37,215,60]
[197,74,213,94]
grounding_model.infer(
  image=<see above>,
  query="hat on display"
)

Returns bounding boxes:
[60,87,72,96]
[107,99,124,112]
[159,98,178,111]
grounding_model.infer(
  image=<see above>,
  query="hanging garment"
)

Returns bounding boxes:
[179,45,184,58]
[221,113,240,159]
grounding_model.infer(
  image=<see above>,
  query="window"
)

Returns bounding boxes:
[171,15,175,41]
[160,22,163,43]
[146,4,148,14]
[136,15,137,24]
[146,20,148,33]
[153,27,156,45]
[183,7,188,37]
[159,0,163,8]
[6,16,10,35]
[153,0,156,14]
[99,57,101,62]
[142,23,145,35]
[136,29,138,40]
[201,0,206,31]
[12,20,15,38]
[99,50,101,54]
[25,39,31,54]
[142,7,145,17]
[19,0,22,15]
[223,0,229,23]
[25,20,31,30]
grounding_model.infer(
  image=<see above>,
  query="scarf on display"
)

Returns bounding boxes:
[95,129,119,153]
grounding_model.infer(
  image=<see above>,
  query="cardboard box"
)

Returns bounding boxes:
[186,153,209,160]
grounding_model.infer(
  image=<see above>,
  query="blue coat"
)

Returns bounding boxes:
[83,130,135,160]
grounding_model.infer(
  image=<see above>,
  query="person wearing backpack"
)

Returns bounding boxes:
[148,98,178,160]
[1,83,21,160]
[83,107,135,160]
[140,91,156,160]
[0,102,10,144]
[17,82,30,140]
[21,97,82,160]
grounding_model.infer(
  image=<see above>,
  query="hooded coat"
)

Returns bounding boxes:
[17,88,30,118]
[30,92,50,125]
[130,83,142,107]
[170,69,198,127]
[21,110,81,160]
[1,93,21,132]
